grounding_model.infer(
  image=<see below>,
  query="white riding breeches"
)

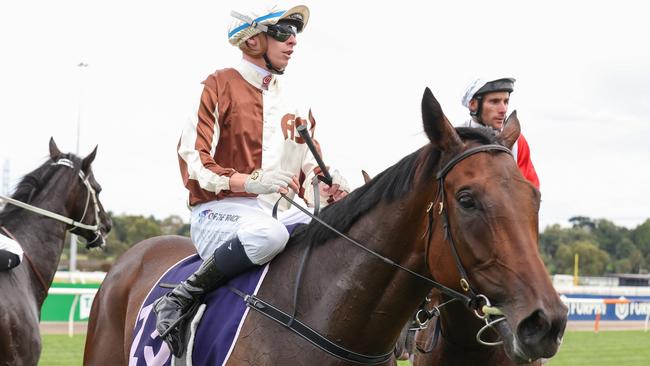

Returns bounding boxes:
[190,197,313,265]
[0,233,23,262]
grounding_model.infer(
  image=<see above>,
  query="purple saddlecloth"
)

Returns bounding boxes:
[128,224,301,366]
[128,254,266,366]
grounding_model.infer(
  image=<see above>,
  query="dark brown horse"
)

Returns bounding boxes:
[411,289,544,366]
[84,88,565,365]
[0,138,111,366]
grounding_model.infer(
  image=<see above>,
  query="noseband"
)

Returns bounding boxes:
[0,158,104,246]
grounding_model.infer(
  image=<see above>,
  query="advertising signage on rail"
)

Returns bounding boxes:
[561,294,650,321]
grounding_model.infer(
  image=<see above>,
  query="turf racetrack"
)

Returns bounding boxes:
[40,330,650,365]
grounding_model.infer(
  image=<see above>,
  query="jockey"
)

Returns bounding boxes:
[0,233,23,271]
[154,4,350,357]
[460,77,540,188]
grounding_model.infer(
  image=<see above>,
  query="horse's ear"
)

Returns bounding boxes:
[361,170,372,184]
[500,110,521,150]
[49,137,61,159]
[82,145,98,172]
[308,108,316,129]
[421,87,462,152]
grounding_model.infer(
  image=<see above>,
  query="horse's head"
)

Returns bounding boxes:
[420,88,566,363]
[48,138,112,248]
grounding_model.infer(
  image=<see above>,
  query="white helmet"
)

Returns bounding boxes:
[461,77,516,108]
[228,5,310,47]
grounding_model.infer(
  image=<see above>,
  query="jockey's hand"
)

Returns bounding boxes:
[319,170,349,202]
[278,174,300,195]
[244,169,296,195]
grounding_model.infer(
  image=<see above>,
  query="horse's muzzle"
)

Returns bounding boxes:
[495,307,567,364]
[85,233,106,249]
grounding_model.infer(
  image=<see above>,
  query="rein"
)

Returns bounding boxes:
[230,144,511,364]
[0,158,102,237]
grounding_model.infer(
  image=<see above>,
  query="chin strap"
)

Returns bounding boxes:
[261,34,285,75]
[263,53,284,75]
[471,95,482,118]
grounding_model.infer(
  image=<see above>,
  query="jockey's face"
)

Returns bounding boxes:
[264,30,297,72]
[472,91,510,130]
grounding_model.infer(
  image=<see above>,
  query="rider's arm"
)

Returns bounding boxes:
[228,173,247,192]
[178,83,238,195]
[515,134,540,189]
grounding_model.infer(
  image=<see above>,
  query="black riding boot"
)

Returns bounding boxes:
[0,250,20,271]
[153,237,256,357]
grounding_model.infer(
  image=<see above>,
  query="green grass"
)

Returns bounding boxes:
[40,331,650,365]
[547,330,650,366]
[40,334,86,365]
[395,330,650,366]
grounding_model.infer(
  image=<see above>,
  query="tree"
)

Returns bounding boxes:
[569,216,596,231]
[540,223,595,267]
[593,219,629,255]
[539,224,566,259]
[555,240,610,276]
[632,219,650,257]
[160,214,190,236]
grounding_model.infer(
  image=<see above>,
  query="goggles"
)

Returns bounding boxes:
[229,11,301,44]
[266,22,298,42]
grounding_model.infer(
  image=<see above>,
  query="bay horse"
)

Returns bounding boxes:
[0,138,111,365]
[84,88,566,365]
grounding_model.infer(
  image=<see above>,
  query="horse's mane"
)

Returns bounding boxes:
[0,154,81,222]
[291,126,501,246]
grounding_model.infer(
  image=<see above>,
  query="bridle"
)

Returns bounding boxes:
[233,143,514,364]
[416,144,513,348]
[0,158,104,247]
[425,144,512,307]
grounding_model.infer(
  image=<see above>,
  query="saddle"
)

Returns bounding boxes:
[129,223,307,366]
[128,254,268,366]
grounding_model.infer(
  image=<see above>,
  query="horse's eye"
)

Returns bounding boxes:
[457,192,476,209]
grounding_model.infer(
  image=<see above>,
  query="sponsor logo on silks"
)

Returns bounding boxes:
[262,75,272,90]
[198,209,241,223]
[198,209,212,223]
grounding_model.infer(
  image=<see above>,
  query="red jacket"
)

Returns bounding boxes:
[514,134,540,189]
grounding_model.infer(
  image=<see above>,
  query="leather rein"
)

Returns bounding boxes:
[230,144,511,364]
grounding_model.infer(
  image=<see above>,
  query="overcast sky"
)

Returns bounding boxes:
[1,0,649,229]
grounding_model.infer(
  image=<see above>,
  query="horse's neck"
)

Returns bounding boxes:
[268,193,434,354]
[2,195,71,296]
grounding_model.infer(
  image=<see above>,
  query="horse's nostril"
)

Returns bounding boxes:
[518,309,550,344]
[102,221,113,234]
